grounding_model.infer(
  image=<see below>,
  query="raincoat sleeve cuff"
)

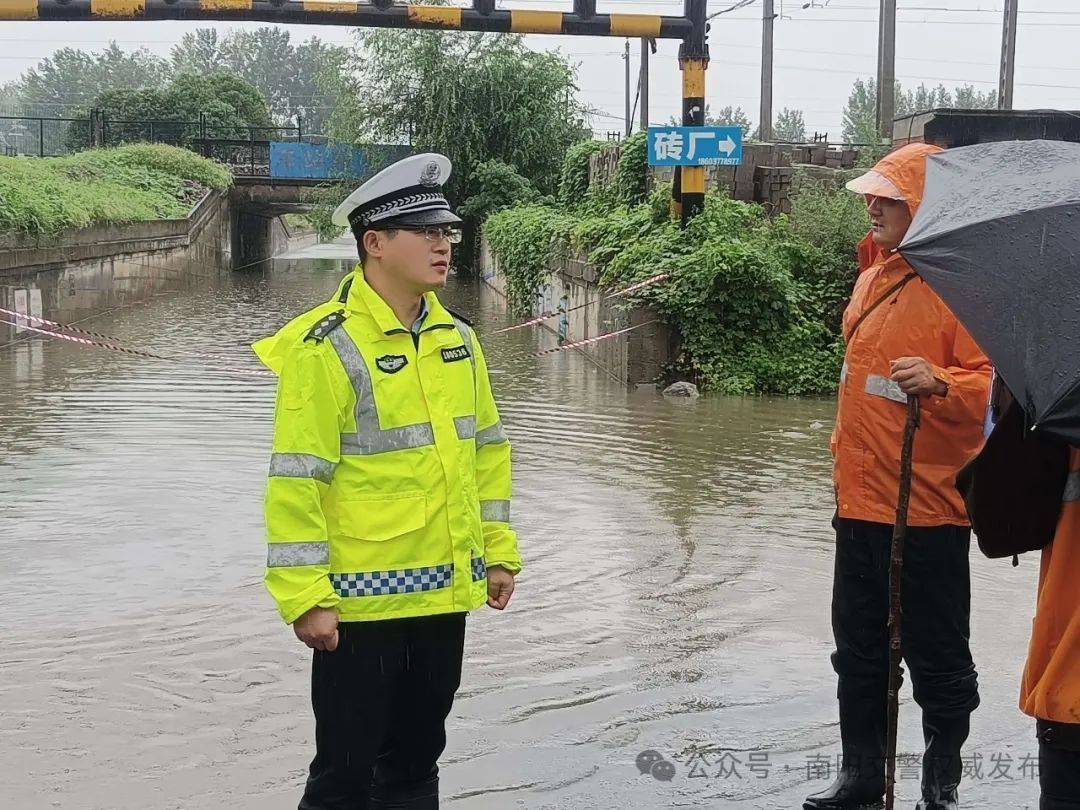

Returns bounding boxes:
[920,365,967,420]
[922,365,955,407]
[486,560,522,575]
[930,365,955,387]
[280,579,340,626]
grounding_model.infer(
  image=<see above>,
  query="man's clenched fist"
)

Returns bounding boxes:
[294,606,340,651]
[486,566,516,611]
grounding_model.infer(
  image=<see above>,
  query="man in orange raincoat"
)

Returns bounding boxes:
[804,144,992,810]
[1021,460,1080,808]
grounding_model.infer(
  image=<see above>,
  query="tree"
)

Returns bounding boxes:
[954,84,998,110]
[843,77,1000,144]
[323,18,589,268]
[903,83,952,114]
[707,105,754,135]
[170,73,273,133]
[169,27,348,130]
[668,104,754,134]
[458,160,543,223]
[72,73,272,148]
[0,80,21,114]
[841,78,882,144]
[773,107,807,142]
[14,43,169,116]
[169,29,224,76]
[290,38,349,133]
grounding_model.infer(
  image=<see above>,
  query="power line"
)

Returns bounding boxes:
[708,0,759,20]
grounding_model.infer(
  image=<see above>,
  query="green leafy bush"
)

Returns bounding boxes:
[303,181,352,241]
[483,143,868,395]
[789,171,870,333]
[558,140,609,206]
[614,131,649,206]
[484,204,574,314]
[459,160,544,222]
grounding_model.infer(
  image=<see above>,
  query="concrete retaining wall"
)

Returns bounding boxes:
[0,190,315,341]
[0,191,234,333]
[479,239,677,388]
[0,189,232,277]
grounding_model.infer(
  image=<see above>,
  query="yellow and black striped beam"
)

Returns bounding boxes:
[0,0,691,38]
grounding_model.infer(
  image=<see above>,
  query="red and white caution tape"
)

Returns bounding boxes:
[0,317,274,378]
[492,272,670,335]
[492,310,559,335]
[1,316,173,360]
[0,306,128,344]
[0,305,258,367]
[608,272,671,298]
[532,320,657,358]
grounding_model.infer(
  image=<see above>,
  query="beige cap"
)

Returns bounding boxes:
[845,169,904,200]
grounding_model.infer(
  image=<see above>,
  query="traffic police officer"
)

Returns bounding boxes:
[253,153,522,810]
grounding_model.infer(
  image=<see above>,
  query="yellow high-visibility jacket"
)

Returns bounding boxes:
[253,269,520,624]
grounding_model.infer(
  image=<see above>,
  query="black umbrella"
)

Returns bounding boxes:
[899,139,1080,444]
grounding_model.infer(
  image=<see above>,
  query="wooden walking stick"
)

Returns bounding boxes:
[885,394,921,810]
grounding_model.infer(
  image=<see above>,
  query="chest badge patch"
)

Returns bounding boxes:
[441,345,471,364]
[376,354,408,374]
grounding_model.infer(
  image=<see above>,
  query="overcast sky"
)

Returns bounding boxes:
[2,0,1078,138]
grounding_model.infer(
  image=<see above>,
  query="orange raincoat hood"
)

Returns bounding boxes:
[874,142,943,217]
[856,143,944,271]
[833,143,992,528]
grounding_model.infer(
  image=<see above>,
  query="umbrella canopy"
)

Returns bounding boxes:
[899,139,1080,444]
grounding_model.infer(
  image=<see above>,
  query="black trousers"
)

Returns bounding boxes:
[298,612,467,810]
[830,517,980,718]
[1039,720,1080,809]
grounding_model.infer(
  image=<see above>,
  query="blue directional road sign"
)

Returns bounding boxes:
[647,126,743,167]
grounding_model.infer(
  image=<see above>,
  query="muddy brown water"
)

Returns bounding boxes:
[0,245,1043,809]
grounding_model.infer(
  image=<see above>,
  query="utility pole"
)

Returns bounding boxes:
[760,0,775,142]
[624,39,632,136]
[876,0,897,142]
[999,0,1019,109]
[640,38,650,133]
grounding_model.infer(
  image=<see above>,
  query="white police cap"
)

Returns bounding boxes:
[331,152,463,230]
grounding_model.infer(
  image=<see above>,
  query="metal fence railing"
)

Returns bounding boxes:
[0,112,337,175]
[0,115,92,158]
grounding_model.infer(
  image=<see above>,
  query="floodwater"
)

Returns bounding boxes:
[0,243,1043,809]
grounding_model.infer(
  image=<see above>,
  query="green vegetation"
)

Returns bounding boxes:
[0,144,232,235]
[283,213,316,232]
[458,160,546,224]
[70,73,272,150]
[303,181,352,241]
[484,143,870,396]
[842,77,999,144]
[4,28,345,129]
[558,140,610,206]
[168,28,347,130]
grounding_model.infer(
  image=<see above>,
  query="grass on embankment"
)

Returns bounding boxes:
[0,144,233,236]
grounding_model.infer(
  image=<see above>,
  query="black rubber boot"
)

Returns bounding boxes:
[915,714,969,810]
[804,695,886,810]
[369,775,439,810]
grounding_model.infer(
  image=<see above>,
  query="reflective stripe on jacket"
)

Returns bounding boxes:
[254,269,520,624]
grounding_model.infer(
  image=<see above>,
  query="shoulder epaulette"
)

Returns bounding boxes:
[337,277,354,304]
[304,310,347,343]
[446,308,473,328]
